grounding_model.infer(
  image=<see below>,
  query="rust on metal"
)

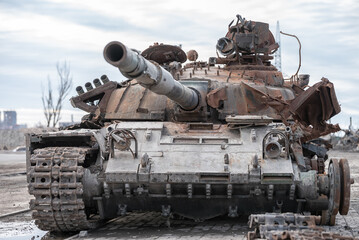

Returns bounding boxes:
[339,158,351,215]
[206,87,227,108]
[105,84,167,121]
[141,43,187,64]
[248,212,356,240]
[263,77,341,141]
[327,158,341,225]
[186,50,198,62]
[288,78,341,128]
[71,80,118,114]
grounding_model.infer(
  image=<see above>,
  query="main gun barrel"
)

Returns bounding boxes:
[103,41,199,111]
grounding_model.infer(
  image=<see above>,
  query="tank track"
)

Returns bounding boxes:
[248,213,356,240]
[28,147,100,232]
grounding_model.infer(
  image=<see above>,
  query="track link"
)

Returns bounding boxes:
[28,147,100,232]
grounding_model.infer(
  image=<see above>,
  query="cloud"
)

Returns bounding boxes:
[0,0,359,127]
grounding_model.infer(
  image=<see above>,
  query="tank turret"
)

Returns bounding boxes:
[103,41,199,111]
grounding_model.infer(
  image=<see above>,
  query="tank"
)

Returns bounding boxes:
[26,15,352,232]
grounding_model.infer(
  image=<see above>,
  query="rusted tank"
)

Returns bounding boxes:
[26,15,351,232]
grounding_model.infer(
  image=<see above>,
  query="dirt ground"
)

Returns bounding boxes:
[0,152,29,216]
[0,150,358,239]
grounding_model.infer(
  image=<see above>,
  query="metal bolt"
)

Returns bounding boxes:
[252,154,258,168]
[224,153,229,164]
[251,129,257,142]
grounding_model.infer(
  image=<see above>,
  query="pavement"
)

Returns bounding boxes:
[67,207,359,239]
[0,151,26,165]
[0,152,29,216]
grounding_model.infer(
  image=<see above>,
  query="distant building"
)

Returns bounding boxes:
[0,110,27,129]
[59,122,75,128]
[4,111,16,128]
[59,114,78,128]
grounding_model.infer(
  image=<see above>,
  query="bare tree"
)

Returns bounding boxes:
[42,61,73,127]
[41,77,54,127]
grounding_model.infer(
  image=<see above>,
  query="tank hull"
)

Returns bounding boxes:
[26,121,344,231]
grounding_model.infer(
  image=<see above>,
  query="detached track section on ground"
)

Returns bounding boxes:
[28,147,99,232]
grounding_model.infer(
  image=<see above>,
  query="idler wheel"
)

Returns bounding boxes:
[339,158,351,215]
[323,158,341,225]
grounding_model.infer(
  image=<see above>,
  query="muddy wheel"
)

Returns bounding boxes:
[339,158,351,215]
[322,158,341,225]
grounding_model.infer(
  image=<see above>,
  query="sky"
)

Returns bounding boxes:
[0,0,358,129]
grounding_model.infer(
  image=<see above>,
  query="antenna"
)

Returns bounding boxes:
[274,21,282,71]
